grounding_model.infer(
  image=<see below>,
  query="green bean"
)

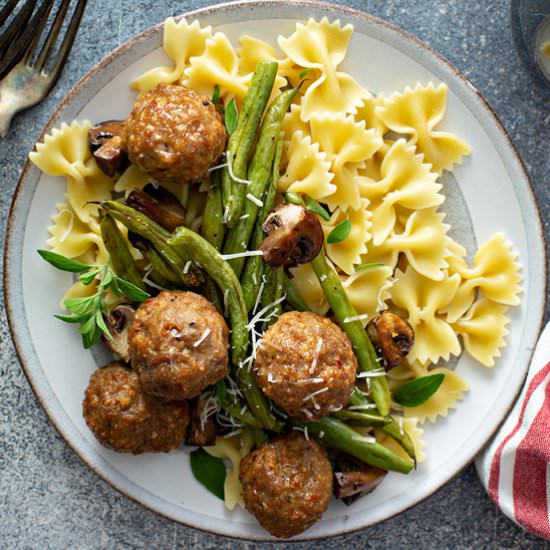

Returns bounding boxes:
[311,250,392,416]
[203,277,223,314]
[282,273,311,312]
[350,386,416,460]
[102,201,201,288]
[201,172,224,250]
[332,410,391,426]
[168,226,279,431]
[223,88,298,277]
[148,248,180,286]
[100,215,145,290]
[302,417,414,474]
[222,62,278,227]
[241,138,283,311]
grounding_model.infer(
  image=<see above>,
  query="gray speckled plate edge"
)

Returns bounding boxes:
[4,0,547,541]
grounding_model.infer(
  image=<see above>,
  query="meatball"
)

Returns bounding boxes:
[239,433,333,538]
[254,311,357,422]
[128,291,229,400]
[124,83,227,183]
[82,362,189,453]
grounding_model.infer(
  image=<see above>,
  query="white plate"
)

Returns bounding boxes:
[5,0,547,541]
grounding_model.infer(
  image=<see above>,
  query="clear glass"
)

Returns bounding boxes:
[511,0,550,91]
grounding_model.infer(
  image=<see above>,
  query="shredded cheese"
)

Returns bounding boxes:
[219,250,264,261]
[343,313,370,323]
[193,328,211,348]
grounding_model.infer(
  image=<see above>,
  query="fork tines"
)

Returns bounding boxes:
[0,0,86,82]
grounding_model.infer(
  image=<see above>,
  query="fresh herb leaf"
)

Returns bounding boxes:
[114,277,150,303]
[305,196,330,221]
[38,250,90,273]
[190,448,226,500]
[356,262,385,271]
[327,219,351,244]
[39,251,151,349]
[225,98,238,135]
[215,380,228,404]
[284,191,305,207]
[393,374,445,407]
[299,67,313,79]
[211,84,221,105]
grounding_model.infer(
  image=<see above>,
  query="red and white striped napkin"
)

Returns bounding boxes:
[477,322,550,541]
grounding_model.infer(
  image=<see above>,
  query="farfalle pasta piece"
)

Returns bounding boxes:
[114,163,150,195]
[288,263,329,315]
[375,83,471,173]
[385,208,451,281]
[131,18,212,96]
[278,131,335,200]
[309,113,382,211]
[358,239,399,272]
[29,121,114,223]
[281,103,310,141]
[452,298,510,367]
[354,93,388,135]
[278,18,366,120]
[237,35,292,95]
[390,267,461,364]
[363,140,443,245]
[204,431,254,510]
[47,201,108,264]
[341,264,394,323]
[184,32,248,102]
[403,366,469,423]
[323,199,371,274]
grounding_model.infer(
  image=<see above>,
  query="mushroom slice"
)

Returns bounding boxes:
[126,185,186,232]
[367,311,415,369]
[186,393,216,446]
[103,304,136,362]
[333,453,387,504]
[259,203,324,268]
[88,120,128,177]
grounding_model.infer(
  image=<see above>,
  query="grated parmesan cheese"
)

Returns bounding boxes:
[193,328,211,348]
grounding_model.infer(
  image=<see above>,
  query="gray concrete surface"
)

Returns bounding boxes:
[1,0,549,548]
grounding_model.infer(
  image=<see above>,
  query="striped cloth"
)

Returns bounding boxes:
[477,322,550,541]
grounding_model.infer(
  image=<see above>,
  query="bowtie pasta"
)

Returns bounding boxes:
[30,16,522,522]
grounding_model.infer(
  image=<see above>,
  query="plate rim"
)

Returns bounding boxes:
[4,0,548,541]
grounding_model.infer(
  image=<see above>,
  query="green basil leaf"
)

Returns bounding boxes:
[63,296,95,315]
[81,321,102,349]
[190,448,226,500]
[327,219,351,244]
[225,98,238,135]
[355,262,385,272]
[299,67,313,79]
[284,191,305,207]
[211,84,221,105]
[305,196,330,221]
[115,277,150,303]
[78,269,100,285]
[38,250,91,273]
[393,374,445,407]
[54,312,91,324]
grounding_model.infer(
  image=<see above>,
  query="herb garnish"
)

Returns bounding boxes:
[393,373,445,407]
[298,67,313,80]
[190,448,226,500]
[38,250,150,349]
[327,219,351,244]
[211,84,221,105]
[225,98,239,135]
[305,196,330,221]
[355,262,385,271]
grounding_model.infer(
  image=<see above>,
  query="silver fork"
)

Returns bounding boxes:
[0,0,87,138]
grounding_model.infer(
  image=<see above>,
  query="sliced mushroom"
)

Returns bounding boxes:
[126,185,186,232]
[367,311,415,369]
[88,120,128,177]
[333,453,387,504]
[186,394,216,446]
[103,304,136,362]
[259,203,324,268]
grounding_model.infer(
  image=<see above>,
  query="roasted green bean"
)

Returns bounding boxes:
[222,62,278,227]
[223,88,297,277]
[100,214,145,290]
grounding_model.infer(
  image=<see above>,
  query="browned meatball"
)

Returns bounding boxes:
[239,433,333,538]
[128,291,229,400]
[124,83,227,183]
[254,311,357,422]
[82,362,189,454]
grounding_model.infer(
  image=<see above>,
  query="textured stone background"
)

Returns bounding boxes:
[1,0,549,548]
